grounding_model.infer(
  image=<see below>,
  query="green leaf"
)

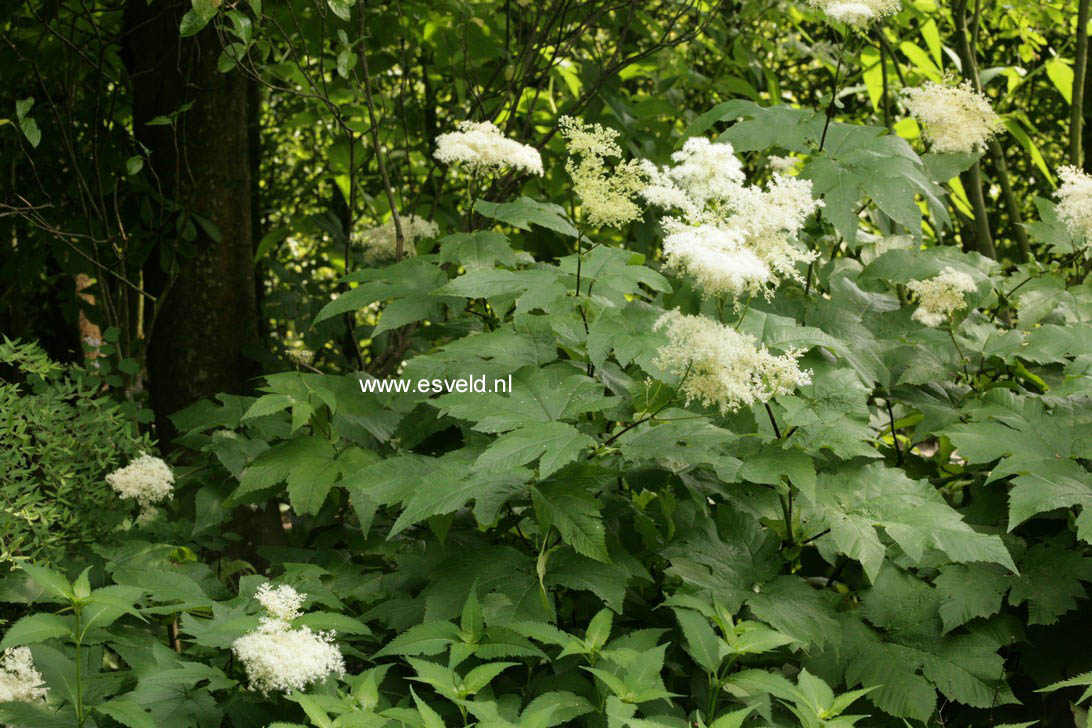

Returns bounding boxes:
[20,117,41,148]
[313,259,445,326]
[327,0,354,21]
[811,462,1016,580]
[474,197,578,237]
[179,9,211,36]
[584,608,613,651]
[435,364,609,434]
[1046,58,1075,104]
[29,644,79,708]
[531,481,609,562]
[0,703,73,728]
[934,563,1008,633]
[672,608,722,673]
[18,564,74,602]
[0,613,71,649]
[439,231,516,271]
[461,662,518,695]
[410,686,445,728]
[235,436,339,515]
[374,621,462,658]
[709,705,755,728]
[15,97,34,119]
[476,422,594,478]
[94,699,156,728]
[1007,539,1092,626]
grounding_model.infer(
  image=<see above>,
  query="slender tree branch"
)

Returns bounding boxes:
[1072,0,1090,166]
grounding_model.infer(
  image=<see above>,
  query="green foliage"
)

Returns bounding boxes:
[0,338,155,565]
[5,0,1092,726]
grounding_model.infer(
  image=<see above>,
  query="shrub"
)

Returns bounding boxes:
[0,337,155,566]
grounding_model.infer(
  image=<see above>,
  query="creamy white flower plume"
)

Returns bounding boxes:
[902,80,1002,154]
[662,223,772,298]
[807,0,901,25]
[106,453,174,513]
[906,267,977,326]
[434,120,543,176]
[1055,165,1092,245]
[354,214,438,264]
[642,139,821,298]
[255,583,306,622]
[654,310,812,414]
[559,116,647,228]
[0,647,48,704]
[232,620,345,695]
[232,583,345,695]
[662,137,745,208]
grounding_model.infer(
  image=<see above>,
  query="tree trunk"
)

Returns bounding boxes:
[122,0,258,442]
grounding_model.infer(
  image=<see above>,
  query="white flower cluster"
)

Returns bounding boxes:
[0,647,48,704]
[906,267,977,327]
[434,120,543,176]
[558,116,648,228]
[902,80,1002,154]
[807,0,902,25]
[231,583,344,695]
[653,310,812,414]
[106,453,174,518]
[354,214,438,264]
[661,225,771,297]
[768,155,799,173]
[642,137,821,299]
[1055,165,1092,245]
[255,582,306,621]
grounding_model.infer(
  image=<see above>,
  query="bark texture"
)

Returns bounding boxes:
[123,0,259,440]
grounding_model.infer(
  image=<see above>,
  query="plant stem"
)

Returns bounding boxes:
[1072,0,1090,167]
[359,4,405,259]
[986,139,1032,261]
[877,26,892,130]
[819,22,852,151]
[779,491,793,545]
[886,397,903,465]
[764,402,783,439]
[733,295,752,331]
[953,0,996,259]
[74,605,85,726]
[948,324,972,384]
[598,363,691,450]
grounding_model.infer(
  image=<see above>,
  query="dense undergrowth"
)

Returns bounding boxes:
[3,1,1092,727]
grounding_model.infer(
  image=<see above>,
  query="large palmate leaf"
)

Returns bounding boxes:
[808,462,1016,581]
[434,363,611,433]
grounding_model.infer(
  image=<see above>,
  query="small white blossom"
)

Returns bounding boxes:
[106,453,174,513]
[559,116,647,228]
[0,647,48,704]
[255,583,306,622]
[232,583,344,695]
[434,120,543,176]
[906,266,977,326]
[287,348,315,367]
[653,310,812,414]
[902,80,1002,154]
[807,0,901,25]
[1055,165,1092,245]
[768,155,799,173]
[661,137,745,208]
[354,214,438,264]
